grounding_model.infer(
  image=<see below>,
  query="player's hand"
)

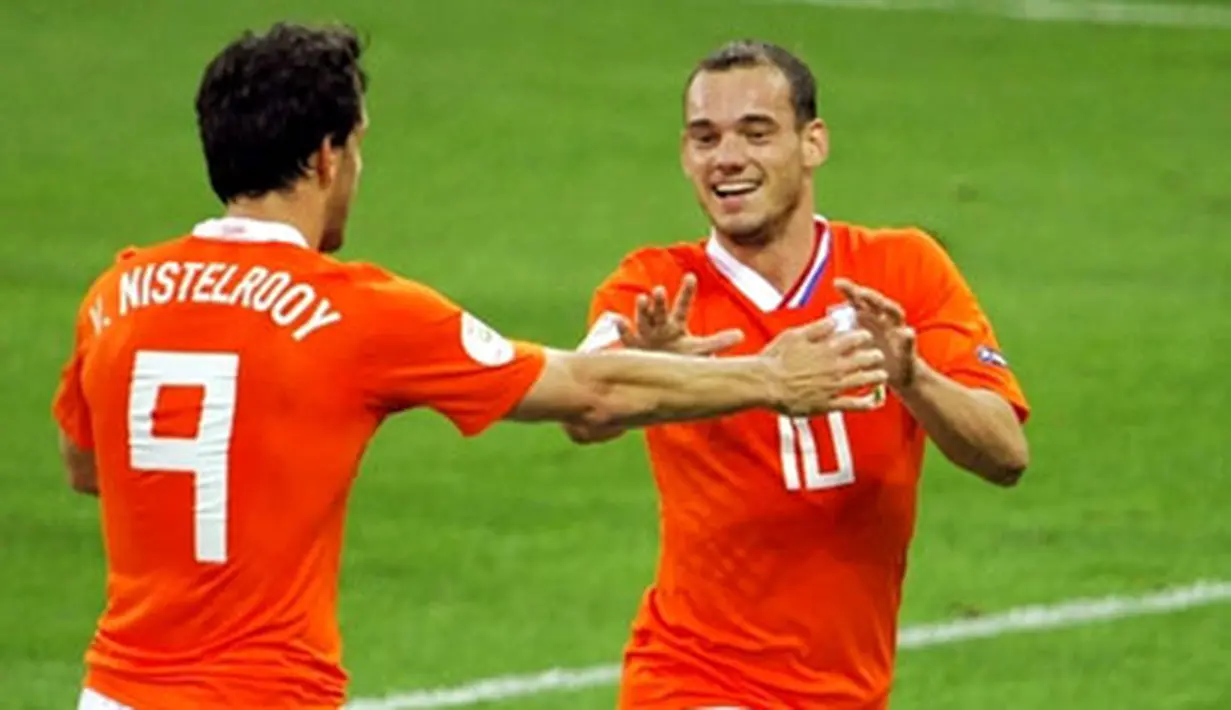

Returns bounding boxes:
[760,317,889,416]
[834,278,918,389]
[616,273,745,356]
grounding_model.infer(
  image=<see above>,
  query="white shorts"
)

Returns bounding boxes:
[77,688,133,710]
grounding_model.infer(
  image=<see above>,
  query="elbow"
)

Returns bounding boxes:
[575,383,651,432]
[981,439,1030,488]
[557,371,618,431]
[984,462,1026,488]
[563,421,597,444]
[556,351,656,432]
[575,392,624,431]
[562,419,627,445]
[558,352,624,429]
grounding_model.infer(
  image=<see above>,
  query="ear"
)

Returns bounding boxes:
[313,136,340,188]
[801,118,829,170]
[679,129,690,177]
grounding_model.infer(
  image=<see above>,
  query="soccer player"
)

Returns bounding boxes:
[52,25,892,710]
[568,40,1032,709]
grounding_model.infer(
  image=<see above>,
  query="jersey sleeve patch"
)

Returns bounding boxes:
[975,344,1009,368]
[356,273,548,436]
[461,311,516,366]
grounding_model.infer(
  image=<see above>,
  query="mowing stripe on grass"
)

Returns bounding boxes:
[347,579,1231,709]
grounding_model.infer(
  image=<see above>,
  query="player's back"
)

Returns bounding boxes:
[71,221,374,708]
[58,217,550,708]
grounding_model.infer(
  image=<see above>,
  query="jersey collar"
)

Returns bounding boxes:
[190,217,310,249]
[705,215,832,313]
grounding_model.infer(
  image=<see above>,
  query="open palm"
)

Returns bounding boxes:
[615,273,744,356]
[834,278,917,389]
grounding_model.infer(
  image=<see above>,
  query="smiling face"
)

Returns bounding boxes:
[681,63,828,246]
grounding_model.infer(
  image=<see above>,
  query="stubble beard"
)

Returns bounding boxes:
[709,183,802,248]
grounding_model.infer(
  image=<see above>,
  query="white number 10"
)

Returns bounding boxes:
[778,412,856,491]
[128,350,239,564]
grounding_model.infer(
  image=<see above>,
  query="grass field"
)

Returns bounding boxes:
[2,0,1229,708]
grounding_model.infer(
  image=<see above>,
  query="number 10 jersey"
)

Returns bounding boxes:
[582,218,1030,710]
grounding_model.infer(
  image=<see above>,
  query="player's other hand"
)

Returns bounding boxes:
[616,273,744,356]
[834,278,917,389]
[761,317,888,416]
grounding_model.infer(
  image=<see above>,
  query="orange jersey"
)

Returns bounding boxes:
[581,218,1029,709]
[51,217,546,709]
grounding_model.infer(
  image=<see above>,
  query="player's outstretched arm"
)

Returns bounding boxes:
[561,272,744,445]
[509,318,887,429]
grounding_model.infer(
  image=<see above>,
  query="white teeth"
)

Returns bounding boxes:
[714,181,759,196]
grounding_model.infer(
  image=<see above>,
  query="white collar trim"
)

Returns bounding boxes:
[190,217,310,249]
[705,215,832,313]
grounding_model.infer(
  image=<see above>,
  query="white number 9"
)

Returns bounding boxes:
[128,350,239,564]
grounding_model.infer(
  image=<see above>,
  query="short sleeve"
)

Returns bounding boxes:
[51,300,96,450]
[576,256,656,352]
[903,231,1031,423]
[358,274,547,436]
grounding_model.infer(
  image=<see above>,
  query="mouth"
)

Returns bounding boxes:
[711,180,761,199]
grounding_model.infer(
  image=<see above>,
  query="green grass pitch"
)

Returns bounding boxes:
[1,1,1228,708]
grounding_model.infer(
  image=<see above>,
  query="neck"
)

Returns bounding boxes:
[225,192,324,250]
[715,200,817,294]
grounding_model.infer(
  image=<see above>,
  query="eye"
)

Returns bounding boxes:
[745,127,773,144]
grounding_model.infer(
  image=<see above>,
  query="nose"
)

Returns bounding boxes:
[712,133,749,171]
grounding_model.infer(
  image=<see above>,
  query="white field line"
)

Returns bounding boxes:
[766,0,1231,29]
[346,579,1231,709]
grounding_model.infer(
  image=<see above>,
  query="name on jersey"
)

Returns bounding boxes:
[115,261,342,341]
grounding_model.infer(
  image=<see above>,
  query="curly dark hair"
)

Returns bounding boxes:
[194,22,369,203]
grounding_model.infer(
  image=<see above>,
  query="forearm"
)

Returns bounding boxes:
[897,358,1029,486]
[570,349,778,428]
[58,431,99,496]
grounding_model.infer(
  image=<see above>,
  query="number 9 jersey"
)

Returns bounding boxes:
[581,218,1030,710]
[50,218,546,709]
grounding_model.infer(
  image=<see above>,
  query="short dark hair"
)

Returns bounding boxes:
[195,22,368,203]
[686,40,818,126]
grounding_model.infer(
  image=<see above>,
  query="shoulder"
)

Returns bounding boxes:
[830,221,967,315]
[326,259,406,291]
[108,235,197,266]
[323,259,459,321]
[832,221,961,289]
[88,238,176,282]
[834,221,950,266]
[78,238,183,304]
[328,260,436,296]
[597,240,708,291]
